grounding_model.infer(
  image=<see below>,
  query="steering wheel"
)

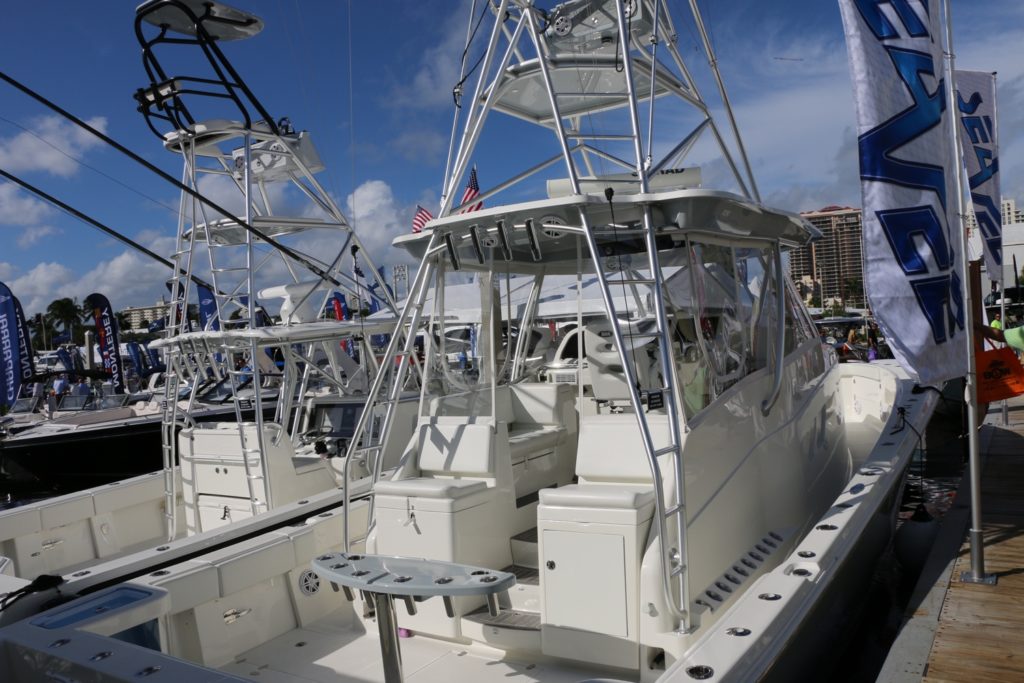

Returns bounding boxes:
[299,425,334,445]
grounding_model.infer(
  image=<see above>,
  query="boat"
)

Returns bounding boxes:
[0,395,46,438]
[0,1,937,681]
[0,380,275,491]
[0,0,407,581]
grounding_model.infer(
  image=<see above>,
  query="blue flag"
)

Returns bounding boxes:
[197,285,220,331]
[12,295,34,388]
[55,347,77,382]
[367,265,394,302]
[145,344,165,372]
[330,291,349,320]
[85,292,126,394]
[126,341,148,378]
[0,281,23,408]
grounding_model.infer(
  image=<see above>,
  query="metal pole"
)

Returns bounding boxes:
[687,0,760,202]
[1001,282,1008,424]
[944,0,995,585]
[372,592,403,683]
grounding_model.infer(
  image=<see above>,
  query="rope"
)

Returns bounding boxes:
[452,0,499,108]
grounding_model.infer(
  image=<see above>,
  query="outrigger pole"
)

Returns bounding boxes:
[0,168,218,295]
[0,71,357,295]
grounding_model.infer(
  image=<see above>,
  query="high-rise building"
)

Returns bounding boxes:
[119,302,170,331]
[969,197,1024,230]
[1003,198,1024,225]
[789,206,866,309]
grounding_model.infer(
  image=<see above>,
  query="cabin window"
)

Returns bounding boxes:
[686,239,777,396]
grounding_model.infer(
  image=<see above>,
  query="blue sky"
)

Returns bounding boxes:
[0,0,1021,316]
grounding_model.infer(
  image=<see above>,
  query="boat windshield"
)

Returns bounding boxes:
[309,402,363,438]
[10,396,41,413]
[195,376,252,403]
[95,395,131,410]
[57,394,94,411]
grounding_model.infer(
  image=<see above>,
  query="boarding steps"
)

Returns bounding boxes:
[461,527,542,650]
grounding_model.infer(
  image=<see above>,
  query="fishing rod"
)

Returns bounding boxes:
[0,168,218,295]
[0,70,347,291]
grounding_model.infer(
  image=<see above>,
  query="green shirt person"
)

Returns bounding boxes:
[977,322,1024,351]
[991,312,1003,330]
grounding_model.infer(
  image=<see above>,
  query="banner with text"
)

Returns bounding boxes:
[956,70,1001,283]
[86,292,126,394]
[0,281,23,408]
[13,296,35,388]
[839,0,966,385]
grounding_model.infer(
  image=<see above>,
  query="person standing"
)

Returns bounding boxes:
[991,312,1003,331]
[976,322,1024,351]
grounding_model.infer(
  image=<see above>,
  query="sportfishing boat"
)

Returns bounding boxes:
[0,0,406,581]
[0,381,273,491]
[0,1,936,682]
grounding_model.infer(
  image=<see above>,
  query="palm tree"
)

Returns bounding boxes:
[46,297,81,343]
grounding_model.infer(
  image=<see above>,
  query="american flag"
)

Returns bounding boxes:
[459,166,483,213]
[411,204,433,233]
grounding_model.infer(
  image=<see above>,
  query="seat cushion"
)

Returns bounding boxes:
[540,484,654,510]
[374,478,488,500]
[539,484,656,525]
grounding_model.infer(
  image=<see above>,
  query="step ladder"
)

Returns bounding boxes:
[553,54,696,634]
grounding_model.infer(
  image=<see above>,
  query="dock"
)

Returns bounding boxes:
[879,394,1024,682]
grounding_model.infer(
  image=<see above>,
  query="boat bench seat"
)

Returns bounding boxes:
[0,473,168,577]
[425,383,574,467]
[133,510,356,668]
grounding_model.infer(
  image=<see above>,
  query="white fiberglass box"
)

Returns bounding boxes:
[537,484,655,670]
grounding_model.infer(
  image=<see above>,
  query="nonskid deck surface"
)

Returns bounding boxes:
[219,611,622,683]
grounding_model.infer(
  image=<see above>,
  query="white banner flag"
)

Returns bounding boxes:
[956,70,1001,283]
[839,0,966,385]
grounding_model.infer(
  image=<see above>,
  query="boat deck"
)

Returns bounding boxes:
[880,393,1024,682]
[218,610,622,682]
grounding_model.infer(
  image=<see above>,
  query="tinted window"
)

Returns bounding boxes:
[313,403,363,437]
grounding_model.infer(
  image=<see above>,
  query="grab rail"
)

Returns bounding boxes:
[761,242,786,416]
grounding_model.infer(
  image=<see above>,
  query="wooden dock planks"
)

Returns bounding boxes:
[922,407,1024,683]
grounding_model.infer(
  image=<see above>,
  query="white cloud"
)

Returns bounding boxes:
[388,8,470,110]
[0,262,16,281]
[345,179,419,267]
[10,252,170,317]
[75,251,170,307]
[0,115,108,178]
[0,182,53,226]
[7,261,77,315]
[16,225,59,248]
